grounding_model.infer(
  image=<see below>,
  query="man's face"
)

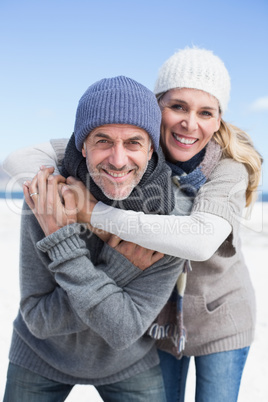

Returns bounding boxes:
[82,124,154,200]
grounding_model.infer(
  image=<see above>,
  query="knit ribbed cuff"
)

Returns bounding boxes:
[37,223,89,270]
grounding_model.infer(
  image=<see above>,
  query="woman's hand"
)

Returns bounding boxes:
[108,235,164,271]
[24,167,77,236]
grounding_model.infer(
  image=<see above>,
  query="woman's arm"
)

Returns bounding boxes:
[91,158,248,261]
[3,139,68,186]
[91,204,231,261]
[61,175,230,261]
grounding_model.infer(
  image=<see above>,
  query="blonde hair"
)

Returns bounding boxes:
[213,120,262,207]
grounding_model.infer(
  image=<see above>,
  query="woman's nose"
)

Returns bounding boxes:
[181,113,198,132]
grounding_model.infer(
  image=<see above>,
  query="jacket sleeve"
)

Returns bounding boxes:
[20,204,184,350]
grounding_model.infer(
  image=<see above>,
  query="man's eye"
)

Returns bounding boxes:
[95,140,112,148]
[126,141,142,150]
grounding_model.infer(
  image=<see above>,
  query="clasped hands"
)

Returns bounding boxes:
[23,166,163,270]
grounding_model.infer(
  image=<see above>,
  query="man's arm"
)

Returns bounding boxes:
[18,163,184,351]
[20,202,183,350]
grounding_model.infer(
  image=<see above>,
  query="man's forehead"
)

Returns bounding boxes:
[88,124,150,141]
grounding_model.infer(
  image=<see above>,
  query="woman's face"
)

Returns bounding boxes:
[160,88,221,163]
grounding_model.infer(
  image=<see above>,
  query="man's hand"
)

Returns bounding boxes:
[65,177,112,242]
[66,176,98,223]
[108,235,164,271]
[24,167,77,236]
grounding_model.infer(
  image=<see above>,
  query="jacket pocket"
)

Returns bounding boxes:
[183,294,238,345]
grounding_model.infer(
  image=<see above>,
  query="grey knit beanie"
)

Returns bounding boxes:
[74,76,161,151]
[154,47,231,114]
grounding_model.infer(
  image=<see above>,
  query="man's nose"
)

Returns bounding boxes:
[108,144,128,169]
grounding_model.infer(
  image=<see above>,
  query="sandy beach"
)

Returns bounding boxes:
[0,199,267,401]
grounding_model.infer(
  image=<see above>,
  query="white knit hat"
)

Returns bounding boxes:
[154,47,231,114]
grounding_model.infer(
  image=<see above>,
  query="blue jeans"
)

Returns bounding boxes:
[158,347,250,402]
[3,363,167,402]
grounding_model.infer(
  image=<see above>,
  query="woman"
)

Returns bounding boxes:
[4,47,262,401]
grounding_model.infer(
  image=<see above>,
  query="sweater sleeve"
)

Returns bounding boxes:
[91,204,231,261]
[191,158,248,255]
[2,139,68,186]
[20,204,184,350]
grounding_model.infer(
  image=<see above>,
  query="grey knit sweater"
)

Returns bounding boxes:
[9,202,184,385]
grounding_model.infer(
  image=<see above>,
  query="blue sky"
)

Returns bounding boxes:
[1,0,268,191]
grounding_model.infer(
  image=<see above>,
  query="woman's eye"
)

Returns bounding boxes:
[171,104,183,110]
[201,111,212,117]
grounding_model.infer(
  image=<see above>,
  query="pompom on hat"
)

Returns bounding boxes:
[74,76,161,152]
[154,47,231,114]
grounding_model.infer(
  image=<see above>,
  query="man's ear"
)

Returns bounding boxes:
[148,144,154,160]
[82,143,86,158]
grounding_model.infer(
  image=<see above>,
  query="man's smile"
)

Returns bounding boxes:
[102,168,134,179]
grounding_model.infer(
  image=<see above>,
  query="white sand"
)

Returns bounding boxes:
[0,199,267,401]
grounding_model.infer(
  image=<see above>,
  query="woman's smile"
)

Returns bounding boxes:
[172,133,198,147]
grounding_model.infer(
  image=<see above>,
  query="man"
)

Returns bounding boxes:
[4,76,184,401]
